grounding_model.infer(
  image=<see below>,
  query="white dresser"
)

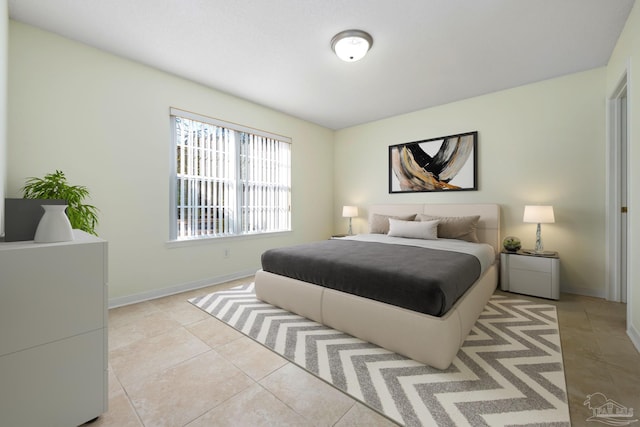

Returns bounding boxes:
[0,230,108,427]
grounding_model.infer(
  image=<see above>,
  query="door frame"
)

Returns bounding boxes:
[606,68,630,304]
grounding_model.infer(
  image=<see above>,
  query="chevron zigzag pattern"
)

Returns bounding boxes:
[189,283,570,426]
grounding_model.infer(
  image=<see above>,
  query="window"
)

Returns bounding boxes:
[170,108,291,241]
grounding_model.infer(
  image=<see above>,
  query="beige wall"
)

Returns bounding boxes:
[6,9,638,349]
[334,68,607,297]
[7,21,334,305]
[606,1,640,348]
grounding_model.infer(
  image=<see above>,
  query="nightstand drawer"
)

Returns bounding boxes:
[509,255,553,273]
[509,269,552,297]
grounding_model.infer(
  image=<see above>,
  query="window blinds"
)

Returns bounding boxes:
[171,108,291,240]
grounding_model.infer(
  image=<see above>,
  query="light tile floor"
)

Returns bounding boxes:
[91,278,640,426]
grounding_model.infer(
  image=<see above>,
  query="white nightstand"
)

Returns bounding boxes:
[500,251,560,300]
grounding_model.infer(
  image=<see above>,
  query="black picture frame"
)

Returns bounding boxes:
[389,131,478,193]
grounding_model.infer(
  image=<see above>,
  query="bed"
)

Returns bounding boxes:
[254,203,500,370]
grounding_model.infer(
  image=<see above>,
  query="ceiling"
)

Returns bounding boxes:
[8,0,635,130]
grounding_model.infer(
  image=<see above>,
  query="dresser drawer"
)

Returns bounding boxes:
[0,241,106,356]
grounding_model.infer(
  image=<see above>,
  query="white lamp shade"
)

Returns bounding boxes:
[523,205,555,224]
[342,206,358,218]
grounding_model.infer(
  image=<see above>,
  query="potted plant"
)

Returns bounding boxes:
[502,236,522,252]
[22,170,99,235]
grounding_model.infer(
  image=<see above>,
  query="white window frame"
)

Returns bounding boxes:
[169,108,291,241]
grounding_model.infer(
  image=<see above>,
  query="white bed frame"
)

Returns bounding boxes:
[255,203,500,370]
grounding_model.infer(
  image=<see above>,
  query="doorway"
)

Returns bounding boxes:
[607,73,629,305]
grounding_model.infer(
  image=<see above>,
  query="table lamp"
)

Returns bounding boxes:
[523,205,555,254]
[342,206,358,235]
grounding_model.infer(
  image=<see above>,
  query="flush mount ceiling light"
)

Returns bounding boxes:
[331,29,373,62]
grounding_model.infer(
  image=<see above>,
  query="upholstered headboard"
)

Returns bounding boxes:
[367,204,501,254]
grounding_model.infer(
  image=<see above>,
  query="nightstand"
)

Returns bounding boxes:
[500,251,560,300]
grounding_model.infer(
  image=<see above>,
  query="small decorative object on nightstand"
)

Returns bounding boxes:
[501,250,560,299]
[502,236,521,252]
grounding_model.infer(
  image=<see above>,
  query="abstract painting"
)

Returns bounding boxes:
[389,131,477,193]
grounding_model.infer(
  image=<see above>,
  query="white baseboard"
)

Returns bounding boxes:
[108,269,257,308]
[628,323,640,354]
[561,285,606,299]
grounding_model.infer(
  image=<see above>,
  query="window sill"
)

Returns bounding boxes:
[165,230,292,249]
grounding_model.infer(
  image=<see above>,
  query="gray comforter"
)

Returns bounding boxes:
[260,239,482,317]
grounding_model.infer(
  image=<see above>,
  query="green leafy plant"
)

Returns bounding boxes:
[22,170,99,235]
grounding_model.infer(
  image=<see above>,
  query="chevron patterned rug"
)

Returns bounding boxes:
[189,283,570,426]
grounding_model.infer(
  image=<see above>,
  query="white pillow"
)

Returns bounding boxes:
[388,218,439,240]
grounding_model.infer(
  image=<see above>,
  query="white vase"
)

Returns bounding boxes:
[34,205,74,243]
